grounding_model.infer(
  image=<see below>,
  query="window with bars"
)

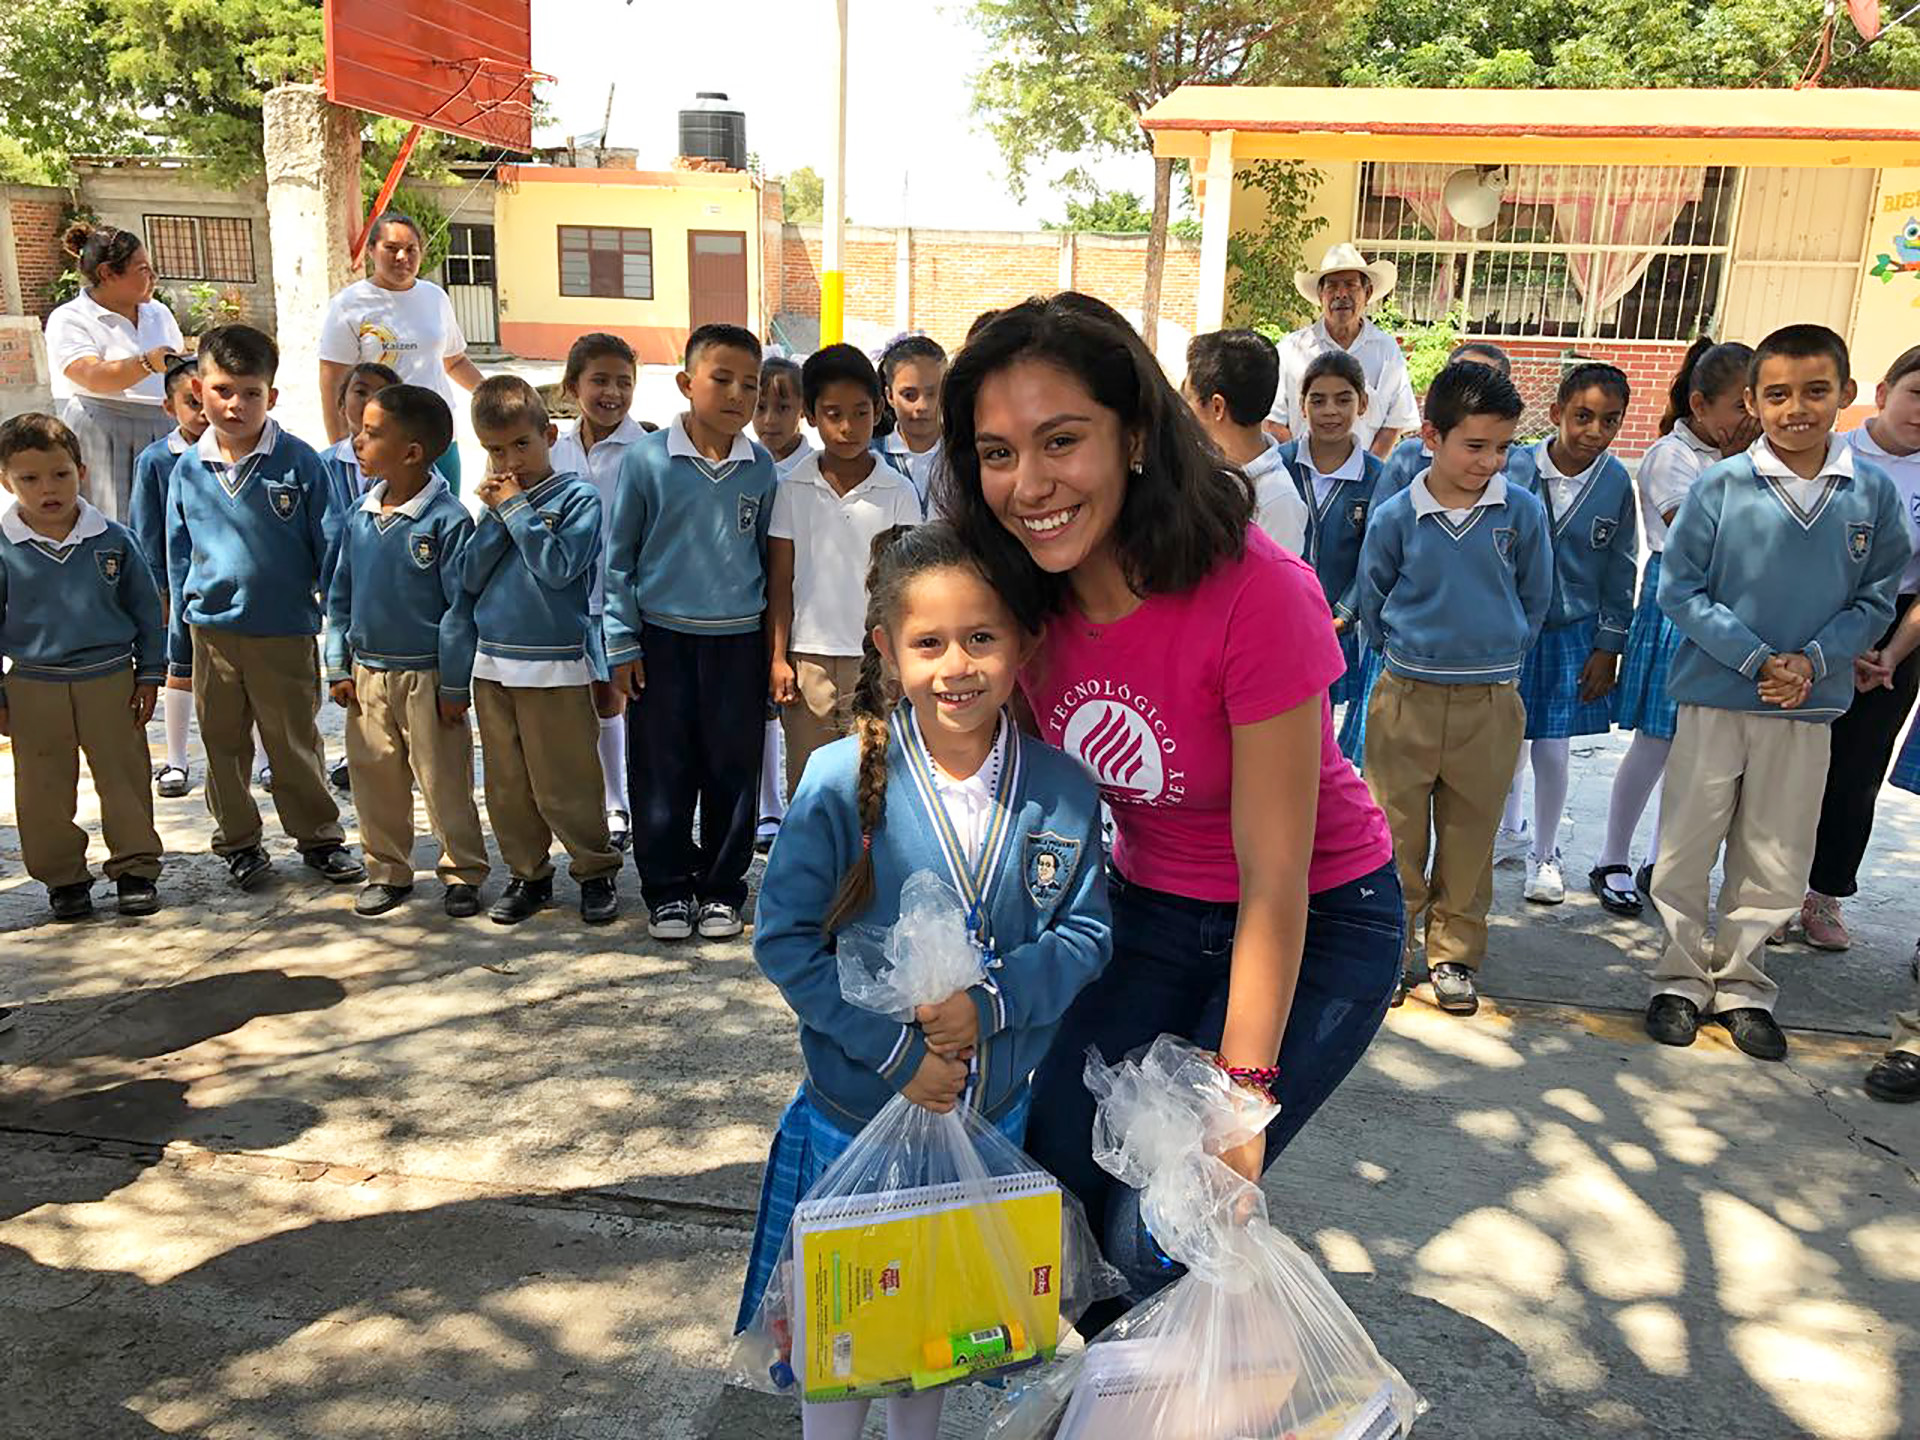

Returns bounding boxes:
[558,226,653,300]
[1352,163,1739,342]
[144,215,257,284]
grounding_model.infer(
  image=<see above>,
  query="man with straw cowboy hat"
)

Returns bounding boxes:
[1266,242,1421,459]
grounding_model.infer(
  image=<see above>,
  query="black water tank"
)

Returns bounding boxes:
[678,92,747,171]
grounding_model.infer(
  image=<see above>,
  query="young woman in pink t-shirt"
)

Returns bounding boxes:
[939,293,1402,1317]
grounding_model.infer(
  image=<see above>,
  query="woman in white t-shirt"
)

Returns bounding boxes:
[317,212,481,491]
[44,223,185,523]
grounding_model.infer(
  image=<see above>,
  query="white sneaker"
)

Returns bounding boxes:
[1524,852,1566,905]
[1493,823,1531,867]
[696,901,744,939]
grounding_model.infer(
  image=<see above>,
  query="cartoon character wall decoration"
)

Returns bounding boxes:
[1870,216,1920,297]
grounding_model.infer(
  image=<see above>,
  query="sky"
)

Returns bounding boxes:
[528,0,1161,230]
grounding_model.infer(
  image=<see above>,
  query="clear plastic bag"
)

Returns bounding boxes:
[985,1036,1426,1440]
[734,871,1120,1404]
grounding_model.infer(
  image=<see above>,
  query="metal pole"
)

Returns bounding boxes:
[822,0,848,344]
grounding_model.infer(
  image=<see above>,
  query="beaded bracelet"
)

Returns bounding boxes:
[1215,1055,1281,1100]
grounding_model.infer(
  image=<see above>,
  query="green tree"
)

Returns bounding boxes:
[1043,167,1204,238]
[970,1,1352,343]
[1227,160,1328,334]
[781,165,825,224]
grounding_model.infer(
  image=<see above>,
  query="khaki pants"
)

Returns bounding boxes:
[8,669,162,887]
[1651,705,1830,1016]
[1890,983,1920,1056]
[345,665,489,889]
[781,652,862,794]
[191,628,342,856]
[1364,672,1525,971]
[473,679,619,883]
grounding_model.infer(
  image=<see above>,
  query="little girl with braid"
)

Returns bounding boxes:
[738,521,1111,1440]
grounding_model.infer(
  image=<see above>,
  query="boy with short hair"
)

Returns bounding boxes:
[1183,328,1310,555]
[769,344,923,791]
[1,413,166,921]
[165,324,363,890]
[1649,324,1908,1062]
[1358,361,1553,1016]
[464,375,621,926]
[326,384,489,920]
[606,323,777,942]
[128,356,205,799]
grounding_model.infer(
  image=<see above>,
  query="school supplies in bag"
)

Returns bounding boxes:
[985,1036,1426,1440]
[733,871,1118,1402]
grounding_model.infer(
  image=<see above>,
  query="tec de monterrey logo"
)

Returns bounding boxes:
[1055,687,1185,807]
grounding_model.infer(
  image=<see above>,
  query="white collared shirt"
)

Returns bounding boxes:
[1532,441,1603,522]
[3,497,109,550]
[329,437,368,498]
[166,427,192,455]
[1271,318,1421,448]
[666,413,756,474]
[771,438,817,479]
[1240,439,1309,557]
[1410,469,1509,523]
[553,414,648,614]
[881,431,943,512]
[197,418,282,469]
[1636,421,1719,553]
[1847,421,1920,593]
[770,451,924,655]
[46,292,185,404]
[359,476,448,518]
[927,714,1009,868]
[1749,432,1854,513]
[1299,436,1366,508]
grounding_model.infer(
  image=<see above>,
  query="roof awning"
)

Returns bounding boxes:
[1141,86,1920,168]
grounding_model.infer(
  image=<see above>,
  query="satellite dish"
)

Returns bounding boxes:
[1442,167,1507,231]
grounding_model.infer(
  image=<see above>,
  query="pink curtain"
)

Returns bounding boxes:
[1371,163,1708,321]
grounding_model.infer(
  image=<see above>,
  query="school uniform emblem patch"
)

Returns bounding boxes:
[1023,831,1081,908]
[1493,527,1516,561]
[265,483,299,520]
[540,511,560,532]
[94,548,124,583]
[410,532,439,570]
[1347,500,1369,529]
[1590,516,1617,550]
[1848,521,1874,562]
[737,494,761,535]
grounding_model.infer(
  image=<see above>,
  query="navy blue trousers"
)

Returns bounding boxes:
[625,623,765,910]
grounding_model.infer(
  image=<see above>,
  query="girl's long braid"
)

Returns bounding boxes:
[822,638,894,935]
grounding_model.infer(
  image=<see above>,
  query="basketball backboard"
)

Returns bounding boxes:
[323,0,539,151]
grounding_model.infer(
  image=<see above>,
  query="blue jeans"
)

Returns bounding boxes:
[1024,859,1404,1312]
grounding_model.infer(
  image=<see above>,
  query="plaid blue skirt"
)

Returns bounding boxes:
[1612,556,1681,741]
[1891,720,1920,794]
[1327,627,1362,706]
[734,1083,1033,1336]
[1338,642,1385,765]
[1519,614,1614,740]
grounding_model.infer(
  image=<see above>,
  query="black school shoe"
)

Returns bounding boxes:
[1645,993,1699,1047]
[329,760,353,794]
[116,876,160,916]
[1589,865,1643,917]
[1718,1007,1788,1061]
[490,876,553,925]
[444,884,481,918]
[302,845,367,885]
[1864,1050,1920,1103]
[580,875,619,925]
[226,845,272,890]
[49,882,93,922]
[354,883,413,917]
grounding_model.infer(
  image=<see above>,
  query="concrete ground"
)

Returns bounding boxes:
[2,702,1916,1439]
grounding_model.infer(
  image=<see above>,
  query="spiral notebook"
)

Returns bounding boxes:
[791,1171,1063,1401]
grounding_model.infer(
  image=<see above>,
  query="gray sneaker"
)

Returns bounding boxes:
[1430,963,1480,1015]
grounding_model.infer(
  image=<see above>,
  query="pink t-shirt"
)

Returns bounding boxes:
[1023,528,1393,903]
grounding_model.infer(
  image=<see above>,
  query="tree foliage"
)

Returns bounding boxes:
[781,166,825,224]
[1342,0,1920,90]
[1044,168,1202,238]
[1227,161,1328,335]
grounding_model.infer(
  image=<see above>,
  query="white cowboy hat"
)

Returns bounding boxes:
[1294,243,1398,310]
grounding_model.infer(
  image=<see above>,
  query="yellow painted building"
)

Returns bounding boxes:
[490,164,775,364]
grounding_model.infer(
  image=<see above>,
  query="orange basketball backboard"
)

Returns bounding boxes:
[324,0,538,150]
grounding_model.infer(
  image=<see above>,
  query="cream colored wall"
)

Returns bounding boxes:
[493,175,761,335]
[1222,161,1359,325]
[1846,167,1920,391]
[1722,168,1874,347]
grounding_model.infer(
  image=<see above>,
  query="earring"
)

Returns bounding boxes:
[1129,460,1144,477]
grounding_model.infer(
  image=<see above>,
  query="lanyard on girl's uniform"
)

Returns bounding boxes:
[893,706,1020,967]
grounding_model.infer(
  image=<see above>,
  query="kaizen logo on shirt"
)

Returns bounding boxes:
[1052,686,1185,807]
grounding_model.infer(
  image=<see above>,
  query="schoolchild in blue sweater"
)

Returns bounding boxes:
[1647,325,1908,1062]
[1358,361,1551,1016]
[463,375,621,927]
[1279,348,1387,702]
[165,325,362,891]
[325,385,488,921]
[605,324,778,942]
[1499,363,1638,906]
[1340,341,1512,764]
[739,522,1110,1440]
[128,356,205,799]
[1,414,166,922]
[324,361,402,518]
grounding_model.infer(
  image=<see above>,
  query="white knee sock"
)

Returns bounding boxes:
[884,1391,945,1440]
[163,686,192,769]
[800,1386,943,1439]
[597,713,627,815]
[1501,749,1530,833]
[1600,733,1671,870]
[759,717,787,824]
[253,727,270,774]
[1530,739,1571,861]
[801,1398,870,1440]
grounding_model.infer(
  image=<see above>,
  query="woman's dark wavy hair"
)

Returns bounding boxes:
[936,292,1254,633]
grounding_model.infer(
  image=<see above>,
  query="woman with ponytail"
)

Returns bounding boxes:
[43,223,185,524]
[738,521,1110,1440]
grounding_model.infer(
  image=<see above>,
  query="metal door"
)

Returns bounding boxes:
[442,222,500,349]
[688,230,749,331]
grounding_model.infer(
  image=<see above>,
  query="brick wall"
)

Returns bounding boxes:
[1070,239,1200,335]
[909,236,1056,347]
[1458,338,1690,460]
[10,194,67,318]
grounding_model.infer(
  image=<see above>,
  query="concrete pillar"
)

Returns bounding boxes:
[263,83,362,440]
[0,195,22,317]
[895,227,912,333]
[1197,129,1236,333]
